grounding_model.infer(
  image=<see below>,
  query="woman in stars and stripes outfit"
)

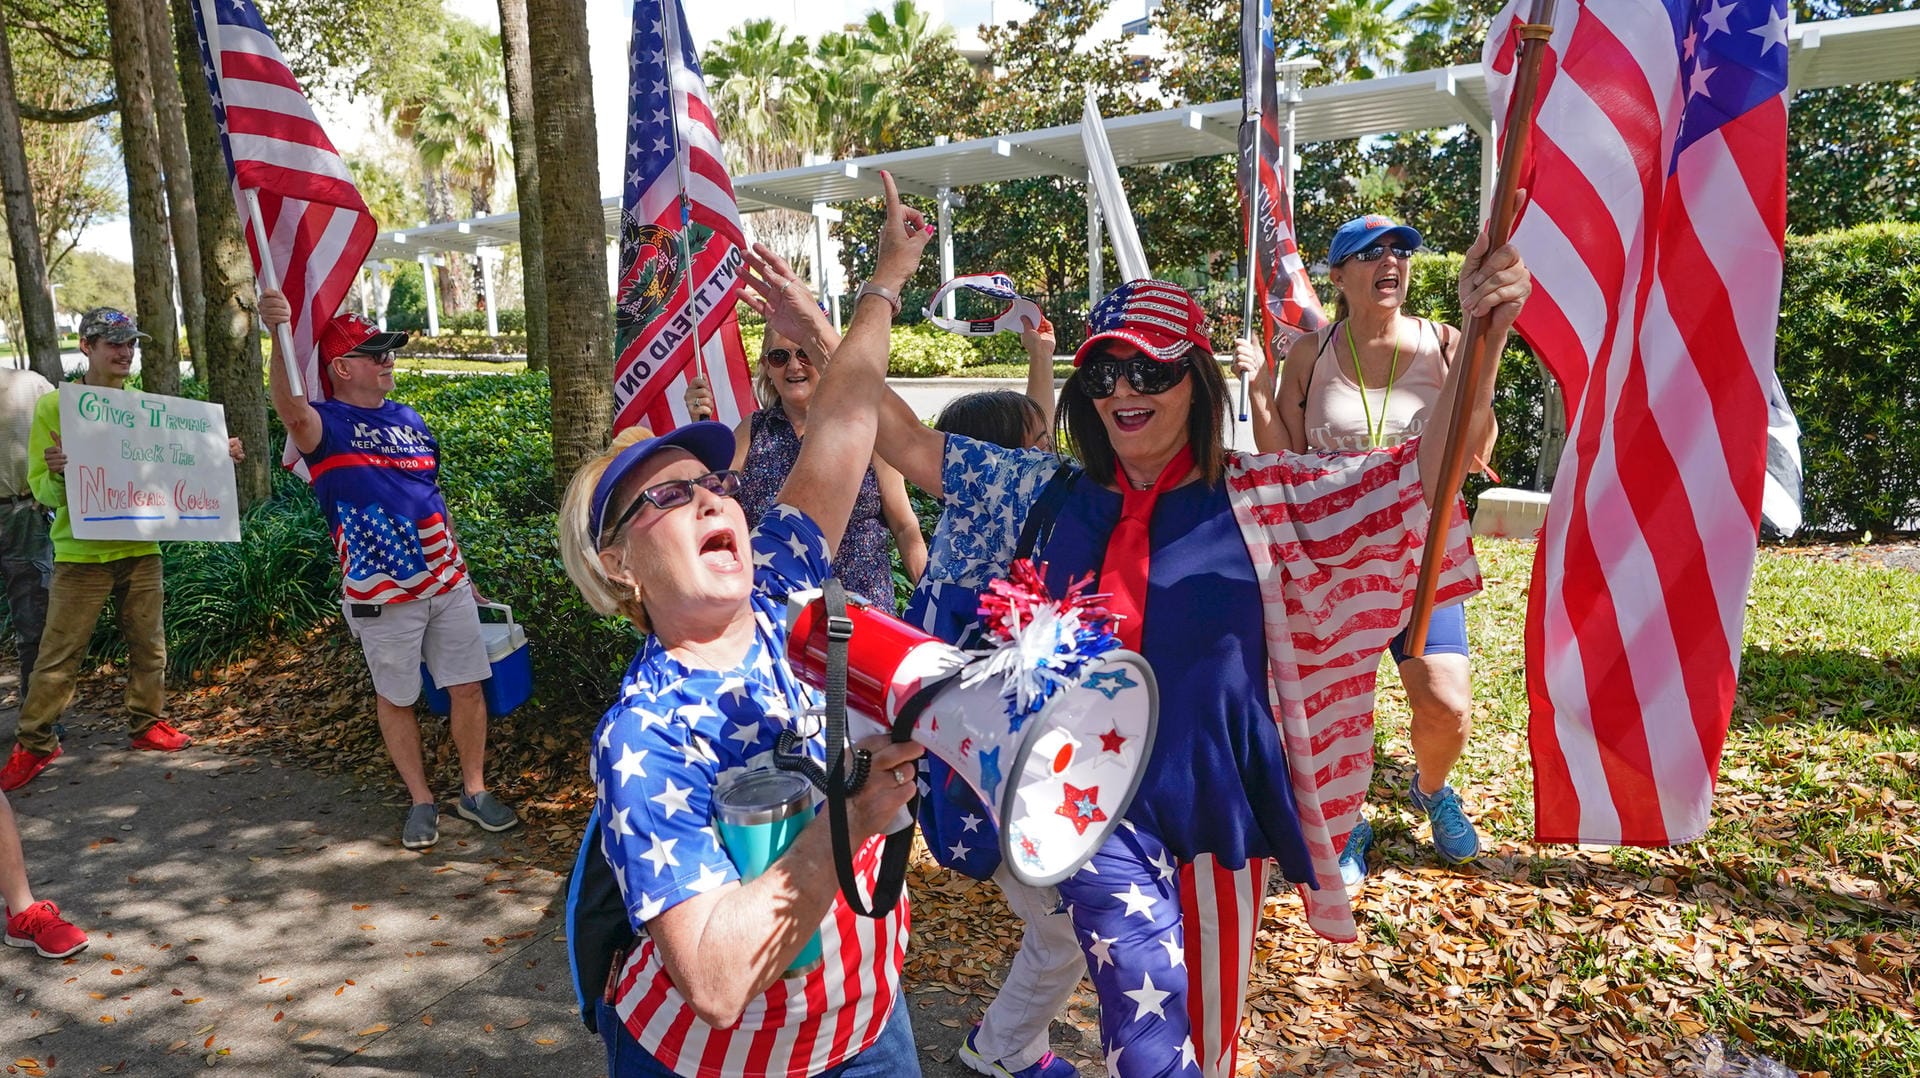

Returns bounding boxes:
[556,174,932,1078]
[1235,212,1497,885]
[749,228,1526,1077]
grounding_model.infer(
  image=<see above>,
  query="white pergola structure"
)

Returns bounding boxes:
[364,9,1920,326]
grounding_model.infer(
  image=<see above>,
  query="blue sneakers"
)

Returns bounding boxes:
[1338,818,1374,887]
[1410,772,1481,864]
[958,1024,1080,1078]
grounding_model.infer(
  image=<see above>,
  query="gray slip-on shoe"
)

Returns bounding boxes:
[457,790,520,833]
[402,803,440,850]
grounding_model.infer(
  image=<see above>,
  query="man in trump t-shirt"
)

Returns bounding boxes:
[260,290,520,851]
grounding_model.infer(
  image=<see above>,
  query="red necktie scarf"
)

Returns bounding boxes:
[1097,445,1193,652]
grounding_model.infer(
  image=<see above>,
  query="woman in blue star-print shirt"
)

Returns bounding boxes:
[557,175,933,1078]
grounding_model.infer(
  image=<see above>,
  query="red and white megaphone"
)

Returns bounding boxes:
[786,564,1158,886]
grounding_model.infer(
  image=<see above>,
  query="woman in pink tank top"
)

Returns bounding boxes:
[1235,213,1494,885]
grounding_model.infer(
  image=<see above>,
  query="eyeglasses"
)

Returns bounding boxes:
[602,469,742,546]
[762,347,812,369]
[1343,244,1415,265]
[1079,355,1191,399]
[349,350,396,364]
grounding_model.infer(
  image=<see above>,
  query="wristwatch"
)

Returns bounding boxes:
[856,282,902,316]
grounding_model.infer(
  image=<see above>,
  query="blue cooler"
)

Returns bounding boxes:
[421,603,533,717]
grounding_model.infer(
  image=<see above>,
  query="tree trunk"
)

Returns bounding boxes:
[144,0,204,380]
[497,0,547,371]
[526,0,610,491]
[0,11,63,383]
[172,0,266,507]
[105,0,179,397]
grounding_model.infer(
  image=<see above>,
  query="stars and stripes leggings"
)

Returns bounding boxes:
[1057,824,1270,1078]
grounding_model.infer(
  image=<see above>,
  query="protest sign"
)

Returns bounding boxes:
[58,383,241,543]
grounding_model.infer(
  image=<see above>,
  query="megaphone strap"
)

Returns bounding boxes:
[818,577,919,920]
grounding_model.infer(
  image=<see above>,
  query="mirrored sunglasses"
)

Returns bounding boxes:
[1345,244,1416,265]
[604,469,742,545]
[1080,355,1191,400]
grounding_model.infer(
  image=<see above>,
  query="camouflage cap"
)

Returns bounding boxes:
[78,308,150,344]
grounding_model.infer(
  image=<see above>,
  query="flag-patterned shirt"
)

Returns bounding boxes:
[592,504,908,1077]
[303,399,467,604]
[935,435,1479,942]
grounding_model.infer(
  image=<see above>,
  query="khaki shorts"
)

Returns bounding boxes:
[342,585,491,707]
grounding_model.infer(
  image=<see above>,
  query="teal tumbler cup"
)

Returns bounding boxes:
[713,769,823,971]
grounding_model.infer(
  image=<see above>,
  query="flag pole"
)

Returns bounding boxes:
[243,188,304,397]
[1404,0,1555,656]
[656,0,710,400]
[1236,0,1263,425]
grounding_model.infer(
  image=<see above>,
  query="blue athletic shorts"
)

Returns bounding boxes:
[1389,600,1469,664]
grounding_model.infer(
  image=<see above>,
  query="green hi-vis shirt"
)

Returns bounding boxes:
[28,390,162,564]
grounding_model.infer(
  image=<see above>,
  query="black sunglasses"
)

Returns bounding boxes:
[602,469,742,546]
[762,347,812,368]
[1079,355,1191,399]
[1344,244,1415,265]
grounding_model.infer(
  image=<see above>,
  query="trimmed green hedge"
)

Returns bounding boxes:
[1776,223,1920,532]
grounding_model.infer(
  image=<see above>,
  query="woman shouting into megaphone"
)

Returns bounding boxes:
[557,173,933,1078]
[748,228,1526,1076]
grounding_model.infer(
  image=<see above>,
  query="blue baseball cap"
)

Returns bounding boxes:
[1327,214,1424,266]
[589,421,736,545]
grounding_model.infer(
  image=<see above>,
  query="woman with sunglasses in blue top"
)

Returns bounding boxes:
[1235,213,1498,890]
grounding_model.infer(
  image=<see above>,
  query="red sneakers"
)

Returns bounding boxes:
[0,745,60,792]
[4,900,89,959]
[129,721,191,752]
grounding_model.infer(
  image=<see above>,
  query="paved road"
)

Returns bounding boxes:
[0,668,1094,1077]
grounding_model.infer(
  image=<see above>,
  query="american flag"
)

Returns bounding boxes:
[190,0,376,451]
[1238,0,1325,358]
[1485,0,1789,845]
[613,0,756,435]
[334,504,466,604]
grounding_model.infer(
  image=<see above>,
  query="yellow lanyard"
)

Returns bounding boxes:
[1344,318,1404,449]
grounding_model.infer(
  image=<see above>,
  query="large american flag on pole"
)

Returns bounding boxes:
[1485,0,1789,845]
[190,0,376,431]
[1238,0,1324,357]
[613,0,755,435]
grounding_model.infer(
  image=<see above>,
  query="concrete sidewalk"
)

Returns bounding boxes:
[1,672,599,1077]
[0,671,1097,1076]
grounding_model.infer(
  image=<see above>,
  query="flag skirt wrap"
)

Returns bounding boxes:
[931,434,1480,1076]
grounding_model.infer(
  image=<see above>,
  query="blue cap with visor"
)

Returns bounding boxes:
[588,422,736,546]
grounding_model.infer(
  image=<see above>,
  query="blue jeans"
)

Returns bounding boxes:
[597,993,920,1078]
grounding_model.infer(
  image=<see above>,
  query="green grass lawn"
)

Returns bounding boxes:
[912,540,1920,1076]
[1305,539,1919,1075]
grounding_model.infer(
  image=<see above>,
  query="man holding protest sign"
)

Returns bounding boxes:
[259,289,519,851]
[1,309,246,792]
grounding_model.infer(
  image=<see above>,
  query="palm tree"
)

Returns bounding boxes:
[525,0,611,489]
[0,8,61,382]
[806,31,876,160]
[381,16,508,313]
[853,1,954,148]
[1402,0,1490,69]
[496,0,547,369]
[105,0,180,394]
[1318,0,1406,79]
[703,19,816,175]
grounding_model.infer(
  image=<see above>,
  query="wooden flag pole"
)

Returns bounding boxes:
[1404,0,1555,656]
[243,188,304,397]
